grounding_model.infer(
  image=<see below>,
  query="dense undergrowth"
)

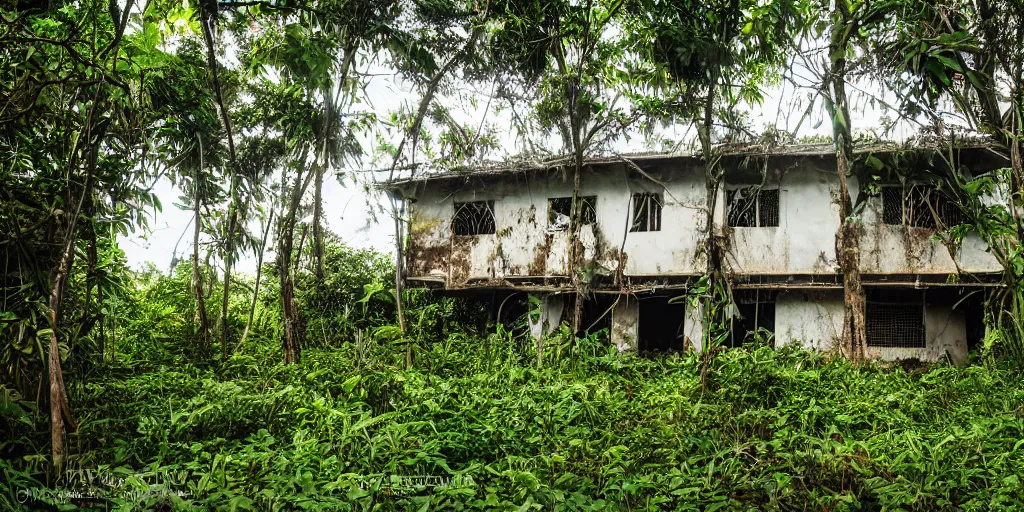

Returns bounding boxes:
[2,245,1023,511]
[4,330,1023,511]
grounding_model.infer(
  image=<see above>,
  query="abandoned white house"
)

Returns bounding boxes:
[384,143,1006,362]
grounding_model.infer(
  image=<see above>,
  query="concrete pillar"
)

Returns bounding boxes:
[683,302,705,353]
[925,305,968,365]
[528,294,565,341]
[712,186,728,237]
[611,298,639,352]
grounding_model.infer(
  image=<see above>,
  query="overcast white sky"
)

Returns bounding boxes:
[121,45,914,275]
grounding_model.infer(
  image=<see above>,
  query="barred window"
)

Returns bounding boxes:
[866,290,926,348]
[548,196,597,230]
[881,186,962,229]
[630,192,662,232]
[727,187,779,227]
[452,201,495,236]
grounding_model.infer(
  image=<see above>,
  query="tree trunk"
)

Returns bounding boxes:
[47,226,79,477]
[569,158,584,337]
[699,74,722,352]
[278,158,315,364]
[294,223,308,273]
[313,166,325,279]
[827,1,868,362]
[200,6,240,361]
[279,209,302,364]
[392,197,407,333]
[279,264,302,363]
[237,211,273,352]
[192,179,210,348]
[45,144,98,475]
[834,127,868,361]
[219,193,239,360]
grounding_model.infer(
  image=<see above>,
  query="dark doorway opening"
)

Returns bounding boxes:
[963,290,986,353]
[729,290,776,347]
[638,295,686,352]
[576,294,616,339]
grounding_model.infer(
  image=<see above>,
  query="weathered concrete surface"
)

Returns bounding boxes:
[726,163,840,275]
[611,299,639,352]
[774,290,845,353]
[403,162,710,288]
[402,157,1000,290]
[528,294,565,340]
[773,289,968,363]
[397,154,994,362]
[683,302,705,352]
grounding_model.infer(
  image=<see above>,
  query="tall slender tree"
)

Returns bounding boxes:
[631,0,796,368]
[1,0,171,472]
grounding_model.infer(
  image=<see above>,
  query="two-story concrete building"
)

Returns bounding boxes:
[384,142,1006,363]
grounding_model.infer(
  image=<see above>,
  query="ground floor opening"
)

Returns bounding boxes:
[496,284,989,363]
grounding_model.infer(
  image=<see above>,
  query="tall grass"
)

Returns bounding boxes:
[4,328,1022,511]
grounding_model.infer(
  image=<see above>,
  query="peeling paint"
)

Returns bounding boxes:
[399,159,1000,290]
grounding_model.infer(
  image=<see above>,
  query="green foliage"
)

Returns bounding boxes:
[7,324,1024,510]
[296,241,397,347]
[1,244,1022,510]
[5,0,1024,508]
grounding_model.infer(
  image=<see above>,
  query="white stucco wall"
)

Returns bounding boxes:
[859,194,1000,274]
[774,290,845,352]
[726,162,842,275]
[772,290,968,363]
[402,157,1001,288]
[528,294,565,341]
[397,155,991,362]
[405,163,711,287]
[611,298,639,352]
[683,302,705,352]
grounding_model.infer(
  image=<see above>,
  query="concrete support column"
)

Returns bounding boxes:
[683,302,705,353]
[712,186,728,237]
[925,305,968,366]
[528,294,565,341]
[611,298,639,352]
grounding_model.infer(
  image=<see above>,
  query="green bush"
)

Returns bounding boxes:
[5,244,1023,511]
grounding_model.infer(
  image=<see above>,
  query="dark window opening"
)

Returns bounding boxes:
[548,196,597,230]
[727,187,779,227]
[452,201,495,236]
[866,289,926,348]
[638,296,686,352]
[630,192,662,232]
[881,186,962,229]
[729,291,776,347]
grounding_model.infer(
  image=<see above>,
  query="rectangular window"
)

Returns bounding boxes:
[727,187,779,227]
[866,289,926,348]
[452,201,495,236]
[548,196,597,230]
[630,192,662,232]
[881,185,961,229]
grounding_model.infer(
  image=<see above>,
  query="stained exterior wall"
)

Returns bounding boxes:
[774,290,846,352]
[403,162,714,287]
[401,156,1000,288]
[396,153,996,361]
[773,289,969,362]
[611,299,639,352]
[725,160,842,275]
